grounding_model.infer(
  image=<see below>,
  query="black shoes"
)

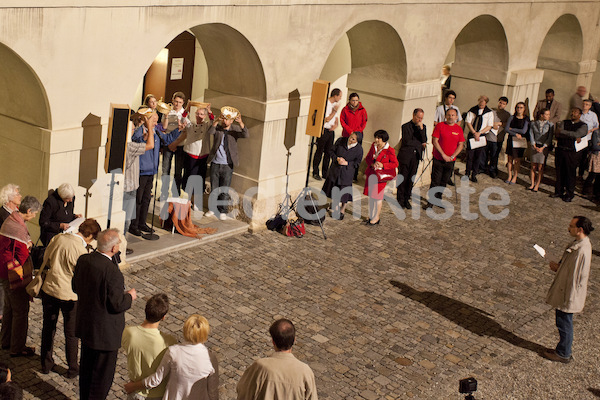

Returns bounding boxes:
[404,201,412,210]
[562,196,573,203]
[139,224,152,233]
[313,174,322,181]
[550,193,562,198]
[128,226,142,236]
[126,248,134,255]
[470,174,478,183]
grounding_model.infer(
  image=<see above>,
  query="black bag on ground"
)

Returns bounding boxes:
[298,195,325,226]
[266,214,286,232]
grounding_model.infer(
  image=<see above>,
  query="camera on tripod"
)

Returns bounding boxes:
[459,377,477,400]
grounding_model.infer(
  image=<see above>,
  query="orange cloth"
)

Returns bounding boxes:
[163,202,217,238]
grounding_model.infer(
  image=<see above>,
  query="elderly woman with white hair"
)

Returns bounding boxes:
[0,184,22,227]
[39,183,82,246]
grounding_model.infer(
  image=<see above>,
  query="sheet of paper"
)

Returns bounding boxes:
[66,217,85,233]
[512,138,527,148]
[469,137,487,149]
[575,136,589,152]
[533,244,546,258]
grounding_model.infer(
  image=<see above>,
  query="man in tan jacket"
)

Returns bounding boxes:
[543,216,593,363]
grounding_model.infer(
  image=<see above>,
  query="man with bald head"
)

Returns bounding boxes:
[73,228,137,400]
[237,319,318,400]
[570,86,587,112]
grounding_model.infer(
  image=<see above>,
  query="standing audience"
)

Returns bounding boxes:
[0,196,41,357]
[39,183,81,246]
[533,88,562,124]
[122,293,177,400]
[464,95,494,183]
[528,109,554,192]
[40,219,101,378]
[504,102,530,185]
[396,109,427,209]
[125,314,219,400]
[73,228,137,400]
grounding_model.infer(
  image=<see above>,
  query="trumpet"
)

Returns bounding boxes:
[156,98,173,114]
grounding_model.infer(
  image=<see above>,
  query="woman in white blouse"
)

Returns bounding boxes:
[125,314,219,400]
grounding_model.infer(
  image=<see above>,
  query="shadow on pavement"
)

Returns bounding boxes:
[588,388,600,397]
[390,280,546,355]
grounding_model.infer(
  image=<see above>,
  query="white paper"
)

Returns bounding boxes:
[170,58,184,80]
[66,217,85,233]
[166,197,190,205]
[575,136,589,152]
[512,137,527,148]
[469,136,487,149]
[533,244,546,258]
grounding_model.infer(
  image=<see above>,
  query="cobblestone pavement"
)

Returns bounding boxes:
[3,160,600,399]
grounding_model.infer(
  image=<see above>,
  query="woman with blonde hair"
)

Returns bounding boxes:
[125,314,219,399]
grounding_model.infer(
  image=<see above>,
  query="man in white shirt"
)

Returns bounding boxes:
[464,95,494,182]
[313,88,342,181]
[578,99,599,177]
[434,90,462,126]
[161,92,191,198]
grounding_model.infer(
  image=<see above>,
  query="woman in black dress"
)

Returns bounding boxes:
[322,132,363,220]
[505,102,530,184]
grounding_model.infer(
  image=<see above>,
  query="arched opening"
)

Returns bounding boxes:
[0,42,51,200]
[445,15,509,113]
[537,14,583,117]
[318,20,408,171]
[130,23,266,222]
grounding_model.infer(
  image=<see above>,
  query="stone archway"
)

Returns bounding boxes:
[446,15,509,113]
[536,14,583,118]
[319,20,408,154]
[0,42,51,200]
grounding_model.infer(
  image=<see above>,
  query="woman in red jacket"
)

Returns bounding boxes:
[0,195,41,357]
[363,130,398,226]
[340,93,368,138]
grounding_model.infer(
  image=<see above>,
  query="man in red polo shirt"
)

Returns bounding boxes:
[426,108,465,208]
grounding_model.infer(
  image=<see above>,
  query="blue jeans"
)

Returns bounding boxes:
[555,309,573,358]
[210,163,234,214]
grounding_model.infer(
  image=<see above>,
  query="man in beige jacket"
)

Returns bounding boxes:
[544,216,593,363]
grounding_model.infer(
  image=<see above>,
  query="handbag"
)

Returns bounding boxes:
[26,257,48,298]
[374,169,396,183]
[285,217,305,238]
[7,242,33,290]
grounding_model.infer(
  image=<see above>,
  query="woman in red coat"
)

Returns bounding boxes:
[363,130,398,225]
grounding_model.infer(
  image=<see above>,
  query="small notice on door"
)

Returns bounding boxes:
[170,58,184,80]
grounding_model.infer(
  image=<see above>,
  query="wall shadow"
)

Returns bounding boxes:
[390,280,545,354]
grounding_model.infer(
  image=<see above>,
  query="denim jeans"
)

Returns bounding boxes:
[555,309,573,358]
[210,163,234,214]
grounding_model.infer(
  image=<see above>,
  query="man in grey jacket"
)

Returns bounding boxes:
[543,216,593,363]
[206,110,249,220]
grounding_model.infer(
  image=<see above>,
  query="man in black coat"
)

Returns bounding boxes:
[72,228,137,400]
[396,108,427,209]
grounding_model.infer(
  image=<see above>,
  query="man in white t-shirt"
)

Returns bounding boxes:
[161,92,191,198]
[312,88,342,181]
[122,293,177,400]
[464,95,494,182]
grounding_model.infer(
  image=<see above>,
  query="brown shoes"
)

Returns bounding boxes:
[541,348,571,364]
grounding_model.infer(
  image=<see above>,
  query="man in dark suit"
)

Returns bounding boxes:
[396,108,427,209]
[72,228,137,400]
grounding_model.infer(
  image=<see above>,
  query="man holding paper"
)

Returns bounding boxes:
[552,108,588,202]
[464,95,494,183]
[543,216,593,363]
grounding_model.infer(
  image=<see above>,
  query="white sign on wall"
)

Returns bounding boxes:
[170,58,184,80]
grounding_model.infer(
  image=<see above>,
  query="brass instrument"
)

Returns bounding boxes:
[156,97,173,114]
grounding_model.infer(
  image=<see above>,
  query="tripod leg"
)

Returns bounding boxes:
[308,193,327,240]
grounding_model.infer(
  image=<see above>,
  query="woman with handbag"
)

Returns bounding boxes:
[505,102,530,185]
[363,130,398,226]
[528,108,554,192]
[0,195,41,357]
[39,218,101,377]
[322,132,364,220]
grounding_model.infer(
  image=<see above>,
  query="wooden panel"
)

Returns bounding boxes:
[305,80,330,138]
[144,48,169,102]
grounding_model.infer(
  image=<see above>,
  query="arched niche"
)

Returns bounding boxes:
[447,15,509,112]
[0,42,51,202]
[0,42,51,129]
[537,14,583,116]
[319,20,407,151]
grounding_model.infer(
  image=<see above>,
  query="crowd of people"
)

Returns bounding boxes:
[0,74,596,399]
[313,80,600,220]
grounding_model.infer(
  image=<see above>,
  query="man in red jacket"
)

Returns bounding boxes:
[340,93,368,138]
